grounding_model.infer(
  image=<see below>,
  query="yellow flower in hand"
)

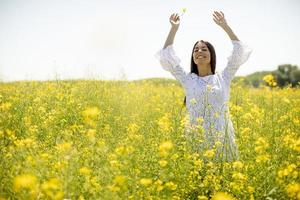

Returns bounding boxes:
[181,8,187,16]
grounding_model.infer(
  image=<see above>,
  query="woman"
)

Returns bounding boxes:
[154,11,253,162]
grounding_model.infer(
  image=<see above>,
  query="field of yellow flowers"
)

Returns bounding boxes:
[0,77,299,200]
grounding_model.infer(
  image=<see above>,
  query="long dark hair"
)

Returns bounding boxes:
[183,40,216,107]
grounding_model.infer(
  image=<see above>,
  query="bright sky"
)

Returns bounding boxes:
[0,0,299,82]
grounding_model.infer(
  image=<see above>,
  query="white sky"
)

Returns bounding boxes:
[0,0,299,82]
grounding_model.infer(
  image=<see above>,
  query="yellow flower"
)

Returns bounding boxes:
[107,185,120,192]
[283,134,300,152]
[90,176,100,189]
[53,161,67,170]
[159,141,173,151]
[254,137,269,153]
[40,153,50,160]
[41,178,60,191]
[203,149,215,158]
[82,106,100,119]
[158,160,168,167]
[126,145,135,154]
[126,123,140,134]
[263,74,277,87]
[242,112,254,122]
[165,181,177,190]
[232,172,247,181]
[79,167,92,175]
[13,174,37,192]
[248,186,255,194]
[157,113,172,133]
[277,164,297,179]
[158,141,173,157]
[232,161,244,169]
[229,182,241,192]
[180,8,187,16]
[82,106,100,127]
[282,97,291,104]
[255,137,268,146]
[198,195,208,200]
[86,129,96,137]
[211,192,236,200]
[114,175,126,186]
[26,155,34,163]
[171,153,179,161]
[287,164,297,173]
[241,127,251,136]
[109,160,120,168]
[207,161,214,168]
[115,146,126,156]
[255,154,270,163]
[286,182,300,199]
[41,178,64,200]
[154,179,164,192]
[14,138,36,148]
[214,140,222,148]
[97,139,106,150]
[55,142,72,153]
[140,178,152,187]
[0,102,12,110]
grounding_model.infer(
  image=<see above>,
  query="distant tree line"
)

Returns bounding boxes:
[234,64,300,88]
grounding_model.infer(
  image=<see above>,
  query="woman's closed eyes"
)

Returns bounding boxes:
[194,48,207,52]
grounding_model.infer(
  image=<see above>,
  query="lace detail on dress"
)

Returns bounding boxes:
[222,40,253,84]
[154,44,189,87]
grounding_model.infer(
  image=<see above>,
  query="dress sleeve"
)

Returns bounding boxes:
[154,44,189,87]
[221,40,253,84]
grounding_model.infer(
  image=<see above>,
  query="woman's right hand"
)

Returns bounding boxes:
[169,13,180,29]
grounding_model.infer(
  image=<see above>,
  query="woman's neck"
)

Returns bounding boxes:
[197,64,213,77]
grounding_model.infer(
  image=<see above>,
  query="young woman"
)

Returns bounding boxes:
[155,11,253,162]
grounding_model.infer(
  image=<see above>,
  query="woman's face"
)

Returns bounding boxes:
[193,41,211,64]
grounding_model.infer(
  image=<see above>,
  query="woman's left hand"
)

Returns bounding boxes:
[213,11,228,28]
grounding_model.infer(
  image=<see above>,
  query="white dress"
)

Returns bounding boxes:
[154,40,253,162]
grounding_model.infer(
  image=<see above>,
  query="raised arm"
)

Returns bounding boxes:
[213,11,253,84]
[154,13,189,87]
[213,11,239,41]
[163,14,180,49]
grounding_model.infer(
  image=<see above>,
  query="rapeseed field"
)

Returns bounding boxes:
[0,77,299,199]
